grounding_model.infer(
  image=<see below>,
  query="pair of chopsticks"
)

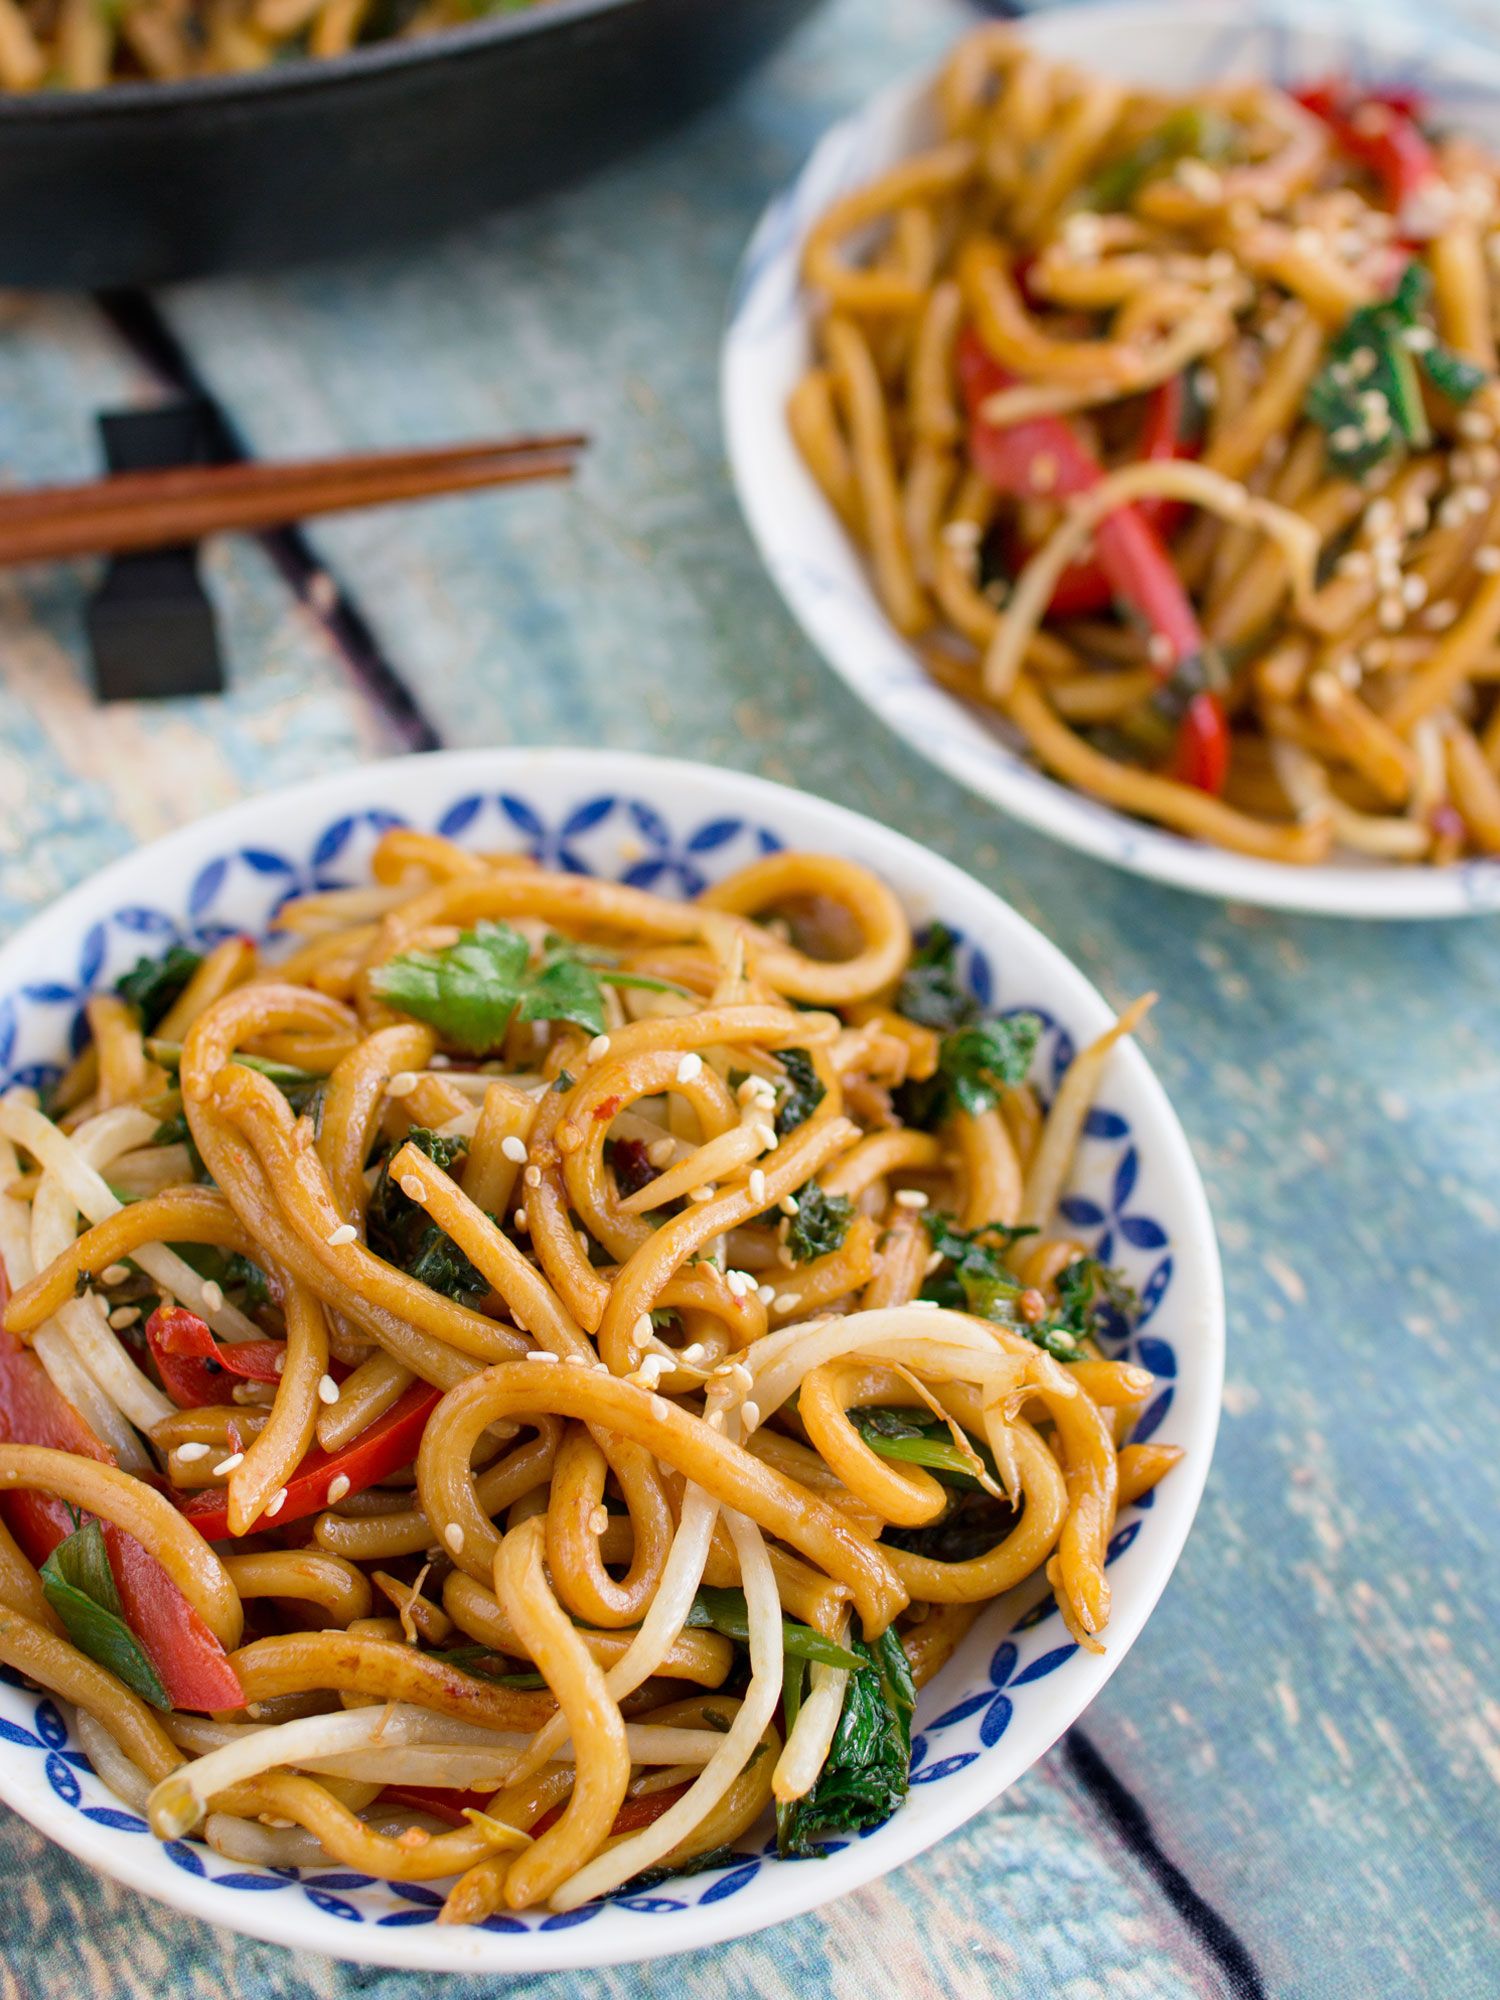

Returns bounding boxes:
[0,430,586,567]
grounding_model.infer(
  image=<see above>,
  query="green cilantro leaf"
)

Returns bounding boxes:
[40,1521,169,1710]
[370,920,609,1053]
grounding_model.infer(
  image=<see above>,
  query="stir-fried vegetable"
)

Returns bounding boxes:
[41,1519,170,1710]
[958,328,1232,794]
[684,1586,863,1672]
[115,944,204,1031]
[1085,104,1237,212]
[177,1378,442,1540]
[773,1048,826,1135]
[1305,259,1489,477]
[786,1183,855,1263]
[776,1628,916,1856]
[366,1128,491,1304]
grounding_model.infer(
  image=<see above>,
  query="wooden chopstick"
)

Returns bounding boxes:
[0,433,587,567]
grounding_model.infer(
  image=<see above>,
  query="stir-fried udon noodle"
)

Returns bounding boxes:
[0,0,553,90]
[792,26,1500,866]
[0,829,1178,1917]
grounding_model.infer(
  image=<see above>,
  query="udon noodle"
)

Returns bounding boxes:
[791,26,1500,866]
[0,828,1177,1916]
[0,0,552,88]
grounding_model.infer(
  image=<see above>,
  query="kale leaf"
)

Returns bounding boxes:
[786,1182,854,1262]
[776,1628,916,1857]
[774,1049,825,1137]
[115,945,203,1032]
[366,1128,489,1304]
[883,1493,1020,1565]
[895,924,979,1032]
[920,1215,1131,1361]
[937,1015,1043,1118]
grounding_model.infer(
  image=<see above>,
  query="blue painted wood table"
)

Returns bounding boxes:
[1,1,1498,1994]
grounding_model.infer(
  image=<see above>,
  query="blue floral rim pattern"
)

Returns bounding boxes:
[0,785,1176,1931]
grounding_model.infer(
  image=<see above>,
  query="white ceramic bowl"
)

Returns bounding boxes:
[0,748,1222,1970]
[722,0,1500,918]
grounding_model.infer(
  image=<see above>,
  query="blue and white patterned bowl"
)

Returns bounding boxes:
[722,0,1500,919]
[0,749,1222,1971]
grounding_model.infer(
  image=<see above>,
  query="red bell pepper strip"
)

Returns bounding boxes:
[957,328,1231,791]
[0,1327,243,1710]
[1293,81,1441,232]
[531,1780,692,1840]
[146,1304,287,1410]
[177,1376,442,1541]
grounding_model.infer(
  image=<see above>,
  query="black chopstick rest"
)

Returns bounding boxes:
[86,400,224,701]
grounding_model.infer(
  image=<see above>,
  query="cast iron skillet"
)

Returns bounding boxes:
[0,0,820,289]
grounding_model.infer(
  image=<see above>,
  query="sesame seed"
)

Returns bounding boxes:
[1438,494,1470,530]
[706,1408,725,1431]
[1365,498,1396,535]
[526,1348,558,1362]
[327,1474,351,1503]
[756,1123,778,1151]
[1459,408,1495,440]
[274,1353,286,1375]
[1401,324,1437,352]
[894,1188,929,1211]
[1463,483,1491,516]
[1473,446,1500,480]
[100,1263,130,1287]
[740,1401,761,1431]
[565,1354,587,1368]
[689,1185,716,1203]
[400,1174,425,1199]
[1192,365,1218,407]
[513,1208,529,1231]
[681,1343,706,1365]
[649,1394,671,1420]
[108,1305,140,1330]
[200,1281,224,1314]
[1477,546,1500,573]
[587,1034,612,1063]
[501,1135,528,1164]
[318,1374,340,1406]
[941,518,983,550]
[647,1136,677,1167]
[444,1522,465,1554]
[213,1452,244,1476]
[908,1298,940,1311]
[326,1222,357,1248]
[757,1283,776,1307]
[386,1071,419,1099]
[1332,424,1364,454]
[1423,599,1459,630]
[676,1053,703,1084]
[588,1507,608,1535]
[1336,549,1371,576]
[773,1293,799,1314]
[1029,453,1058,494]
[176,1441,210,1462]
[1402,574,1429,609]
[748,1168,767,1205]
[1147,633,1174,668]
[1176,158,1222,201]
[1378,595,1406,631]
[266,1488,287,1517]
[924,1250,944,1275]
